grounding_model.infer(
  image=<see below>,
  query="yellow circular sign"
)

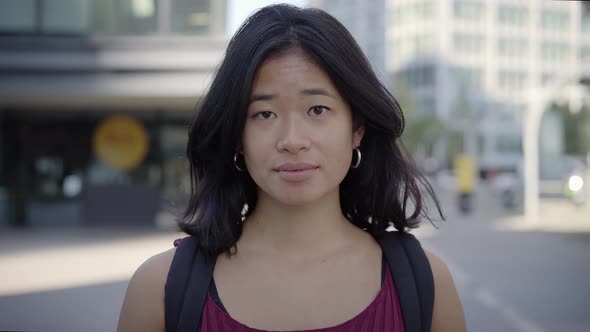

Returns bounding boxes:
[93,115,149,170]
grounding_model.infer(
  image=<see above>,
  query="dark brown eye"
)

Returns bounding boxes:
[308,105,329,116]
[254,111,276,119]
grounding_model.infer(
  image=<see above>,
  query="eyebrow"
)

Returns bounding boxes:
[301,88,335,98]
[250,88,336,103]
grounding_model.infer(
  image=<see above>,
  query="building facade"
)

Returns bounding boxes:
[0,0,227,226]
[387,0,589,174]
[308,0,388,86]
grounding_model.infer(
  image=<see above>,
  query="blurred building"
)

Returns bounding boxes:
[308,0,388,86]
[0,0,227,226]
[387,0,589,175]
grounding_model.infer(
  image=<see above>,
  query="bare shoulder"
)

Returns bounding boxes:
[117,247,176,332]
[424,249,467,332]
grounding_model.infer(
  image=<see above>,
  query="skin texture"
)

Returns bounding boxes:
[242,49,364,208]
[426,250,467,332]
[117,50,466,332]
[117,248,174,332]
[117,250,466,332]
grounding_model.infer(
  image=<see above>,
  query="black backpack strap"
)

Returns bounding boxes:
[399,232,435,332]
[378,231,434,332]
[165,236,215,332]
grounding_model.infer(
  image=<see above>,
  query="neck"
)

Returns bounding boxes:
[240,190,357,256]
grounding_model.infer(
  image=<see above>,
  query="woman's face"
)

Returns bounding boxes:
[242,50,364,206]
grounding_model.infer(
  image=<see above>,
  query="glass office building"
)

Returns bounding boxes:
[386,0,589,174]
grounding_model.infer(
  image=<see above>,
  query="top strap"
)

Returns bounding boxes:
[399,232,434,332]
[377,231,434,332]
[165,236,216,332]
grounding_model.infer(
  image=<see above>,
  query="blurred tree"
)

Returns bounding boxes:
[442,82,483,168]
[393,76,443,158]
[580,105,590,156]
[445,131,464,167]
[551,102,590,157]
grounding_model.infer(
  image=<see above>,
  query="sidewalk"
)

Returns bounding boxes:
[0,227,183,297]
[496,199,590,233]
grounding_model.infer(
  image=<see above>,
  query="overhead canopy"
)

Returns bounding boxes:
[0,36,227,111]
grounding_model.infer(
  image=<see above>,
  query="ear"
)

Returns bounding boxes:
[353,126,365,148]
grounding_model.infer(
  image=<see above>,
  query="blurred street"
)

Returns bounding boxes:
[417,200,590,332]
[1,185,589,332]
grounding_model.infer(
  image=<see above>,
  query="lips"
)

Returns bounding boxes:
[274,162,319,182]
[275,162,318,172]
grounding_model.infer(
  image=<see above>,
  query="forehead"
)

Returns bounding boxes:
[251,50,337,92]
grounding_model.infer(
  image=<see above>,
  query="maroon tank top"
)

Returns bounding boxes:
[198,266,405,332]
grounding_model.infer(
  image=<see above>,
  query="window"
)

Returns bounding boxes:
[452,66,484,90]
[396,66,435,88]
[580,46,590,62]
[415,35,434,57]
[42,0,91,33]
[540,10,569,31]
[541,42,569,62]
[391,1,434,26]
[454,1,485,21]
[409,66,435,87]
[0,0,160,35]
[497,37,528,57]
[92,0,158,35]
[0,0,218,36]
[454,33,485,53]
[497,5,527,26]
[498,103,525,120]
[415,1,434,21]
[391,35,434,62]
[496,135,522,153]
[490,102,524,123]
[498,71,527,90]
[583,8,590,34]
[171,0,210,34]
[391,38,406,60]
[390,5,402,26]
[417,97,436,116]
[0,0,35,32]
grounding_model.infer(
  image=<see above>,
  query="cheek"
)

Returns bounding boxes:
[242,123,260,155]
[334,146,354,173]
[242,129,269,175]
[320,130,354,170]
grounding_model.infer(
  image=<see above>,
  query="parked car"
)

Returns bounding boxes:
[489,156,587,209]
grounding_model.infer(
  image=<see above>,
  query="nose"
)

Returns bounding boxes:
[276,113,311,153]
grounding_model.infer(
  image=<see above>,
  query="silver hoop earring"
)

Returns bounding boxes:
[233,152,245,172]
[351,148,361,169]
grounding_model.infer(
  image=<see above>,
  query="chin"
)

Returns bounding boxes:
[276,194,318,206]
[266,186,329,207]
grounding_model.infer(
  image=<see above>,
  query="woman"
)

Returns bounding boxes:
[118,4,465,332]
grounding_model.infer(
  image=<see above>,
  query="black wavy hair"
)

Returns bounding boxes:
[181,4,443,256]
